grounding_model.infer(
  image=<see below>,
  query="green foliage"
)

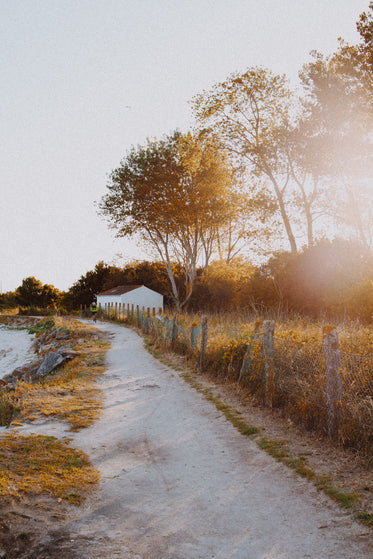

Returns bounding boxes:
[0,291,17,310]
[62,260,183,310]
[242,240,373,322]
[355,512,373,527]
[62,262,113,309]
[192,67,300,253]
[99,131,238,311]
[16,277,60,309]
[190,258,255,311]
[298,21,373,249]
[27,317,55,335]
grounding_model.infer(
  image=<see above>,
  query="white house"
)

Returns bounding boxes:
[96,285,163,314]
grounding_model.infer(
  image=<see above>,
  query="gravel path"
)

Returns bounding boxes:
[18,321,372,558]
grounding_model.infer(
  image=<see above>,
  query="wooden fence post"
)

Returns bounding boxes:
[199,316,208,371]
[190,323,200,350]
[171,315,179,346]
[239,319,262,383]
[323,326,343,440]
[263,320,275,407]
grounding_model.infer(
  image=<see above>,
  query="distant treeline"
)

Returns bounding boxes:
[1,238,372,323]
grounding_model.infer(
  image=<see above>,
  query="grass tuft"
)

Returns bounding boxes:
[355,512,373,526]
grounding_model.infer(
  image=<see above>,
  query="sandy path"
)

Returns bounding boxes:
[18,321,371,558]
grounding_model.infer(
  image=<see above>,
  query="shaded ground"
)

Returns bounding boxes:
[0,321,371,558]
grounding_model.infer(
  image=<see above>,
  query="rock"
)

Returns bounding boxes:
[36,352,65,378]
[2,360,42,384]
[57,347,80,360]
[1,325,77,387]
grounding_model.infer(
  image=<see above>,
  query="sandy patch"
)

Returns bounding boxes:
[0,326,35,379]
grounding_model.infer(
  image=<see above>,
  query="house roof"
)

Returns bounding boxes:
[96,285,143,297]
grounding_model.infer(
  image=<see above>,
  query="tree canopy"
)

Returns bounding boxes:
[99,131,239,310]
[16,277,60,309]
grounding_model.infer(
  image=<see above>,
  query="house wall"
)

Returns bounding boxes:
[97,286,163,312]
[96,295,121,308]
[122,286,163,310]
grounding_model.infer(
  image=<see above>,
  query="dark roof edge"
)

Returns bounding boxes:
[96,285,143,296]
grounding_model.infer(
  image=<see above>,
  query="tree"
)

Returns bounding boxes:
[243,240,373,320]
[99,131,234,311]
[297,6,373,250]
[355,2,373,93]
[16,277,60,308]
[192,257,255,311]
[0,291,17,310]
[192,68,300,253]
[63,262,114,309]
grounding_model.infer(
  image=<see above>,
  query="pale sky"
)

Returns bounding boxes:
[1,0,369,293]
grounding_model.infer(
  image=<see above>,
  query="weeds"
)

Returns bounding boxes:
[355,512,373,527]
[27,317,55,335]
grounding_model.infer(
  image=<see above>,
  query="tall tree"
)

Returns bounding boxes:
[99,131,233,311]
[299,45,373,250]
[192,68,299,253]
[296,1,373,250]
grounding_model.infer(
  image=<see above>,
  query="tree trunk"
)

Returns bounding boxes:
[305,202,314,248]
[266,169,297,254]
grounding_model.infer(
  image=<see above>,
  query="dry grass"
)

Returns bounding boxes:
[0,318,109,508]
[123,309,373,456]
[11,319,109,431]
[0,433,99,504]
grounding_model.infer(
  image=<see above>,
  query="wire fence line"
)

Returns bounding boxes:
[92,305,373,455]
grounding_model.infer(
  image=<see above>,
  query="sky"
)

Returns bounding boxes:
[0,0,369,293]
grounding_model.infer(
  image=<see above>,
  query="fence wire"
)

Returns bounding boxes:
[97,308,373,454]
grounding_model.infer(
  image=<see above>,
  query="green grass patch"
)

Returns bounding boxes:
[315,477,359,508]
[355,512,373,526]
[27,317,55,335]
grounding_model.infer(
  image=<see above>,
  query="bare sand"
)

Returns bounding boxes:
[13,320,372,558]
[0,326,34,379]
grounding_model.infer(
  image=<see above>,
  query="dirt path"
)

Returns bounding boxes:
[16,321,371,558]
